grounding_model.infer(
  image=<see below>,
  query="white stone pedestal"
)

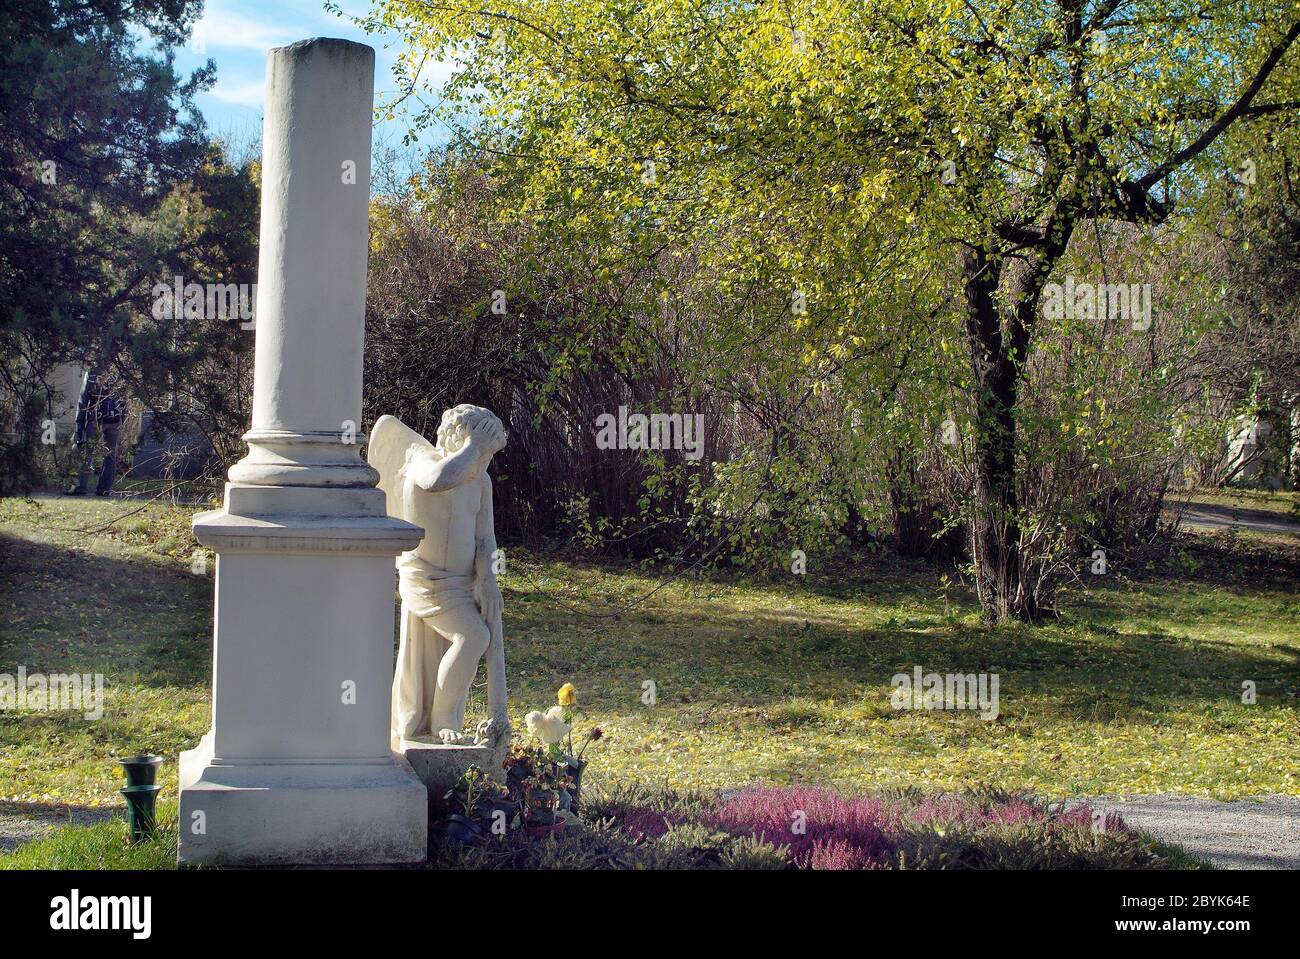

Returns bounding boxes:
[177,38,427,865]
[400,737,510,807]
[180,734,426,866]
[179,497,427,865]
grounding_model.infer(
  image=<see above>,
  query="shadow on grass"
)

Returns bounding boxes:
[512,546,951,609]
[0,531,210,687]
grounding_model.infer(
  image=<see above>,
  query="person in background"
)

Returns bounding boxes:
[69,367,125,496]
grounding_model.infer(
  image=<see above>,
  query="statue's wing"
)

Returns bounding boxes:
[367,414,434,522]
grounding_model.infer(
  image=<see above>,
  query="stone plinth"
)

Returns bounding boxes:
[401,737,510,808]
[179,732,426,866]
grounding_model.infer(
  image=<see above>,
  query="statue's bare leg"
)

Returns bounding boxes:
[427,606,491,739]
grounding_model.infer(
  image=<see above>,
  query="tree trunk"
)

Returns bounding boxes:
[962,248,1037,623]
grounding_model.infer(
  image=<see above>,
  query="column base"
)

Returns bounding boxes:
[178,733,428,865]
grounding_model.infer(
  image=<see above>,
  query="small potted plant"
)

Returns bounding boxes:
[441,765,510,844]
[501,741,572,836]
[503,741,539,797]
[522,772,562,837]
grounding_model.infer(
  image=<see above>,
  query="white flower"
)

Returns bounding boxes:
[525,705,571,745]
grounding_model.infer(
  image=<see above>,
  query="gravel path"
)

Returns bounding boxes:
[1075,794,1300,869]
[0,805,116,855]
[1171,502,1300,537]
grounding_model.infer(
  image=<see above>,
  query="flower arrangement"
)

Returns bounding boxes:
[435,683,607,845]
[525,683,603,763]
[517,682,605,827]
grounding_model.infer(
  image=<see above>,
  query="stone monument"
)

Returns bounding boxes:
[369,408,511,794]
[178,38,428,865]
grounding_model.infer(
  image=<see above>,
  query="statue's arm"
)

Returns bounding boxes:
[406,417,504,492]
[405,444,479,492]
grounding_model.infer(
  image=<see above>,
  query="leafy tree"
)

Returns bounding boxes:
[0,0,216,488]
[1196,126,1300,487]
[367,0,1300,621]
[119,145,261,470]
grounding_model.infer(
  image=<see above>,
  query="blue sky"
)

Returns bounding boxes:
[161,0,454,155]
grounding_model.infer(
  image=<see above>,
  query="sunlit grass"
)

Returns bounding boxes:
[1175,487,1300,519]
[0,800,177,870]
[1,494,1296,865]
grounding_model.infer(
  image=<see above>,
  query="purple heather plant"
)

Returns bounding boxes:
[621,808,673,843]
[438,783,1166,870]
[704,785,897,868]
[644,786,1140,870]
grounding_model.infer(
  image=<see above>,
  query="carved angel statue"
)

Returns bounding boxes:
[369,406,509,749]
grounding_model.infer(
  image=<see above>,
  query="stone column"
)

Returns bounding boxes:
[178,38,427,865]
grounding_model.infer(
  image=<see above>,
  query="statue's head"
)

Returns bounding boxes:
[437,404,504,458]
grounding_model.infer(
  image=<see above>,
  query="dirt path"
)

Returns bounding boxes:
[1076,794,1300,869]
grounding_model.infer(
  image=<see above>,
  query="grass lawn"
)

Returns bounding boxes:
[1174,486,1300,519]
[1,493,1297,866]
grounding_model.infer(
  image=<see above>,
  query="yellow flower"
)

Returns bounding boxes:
[557,683,577,706]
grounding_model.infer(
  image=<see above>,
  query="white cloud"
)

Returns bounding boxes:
[191,1,301,53]
[208,78,266,108]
